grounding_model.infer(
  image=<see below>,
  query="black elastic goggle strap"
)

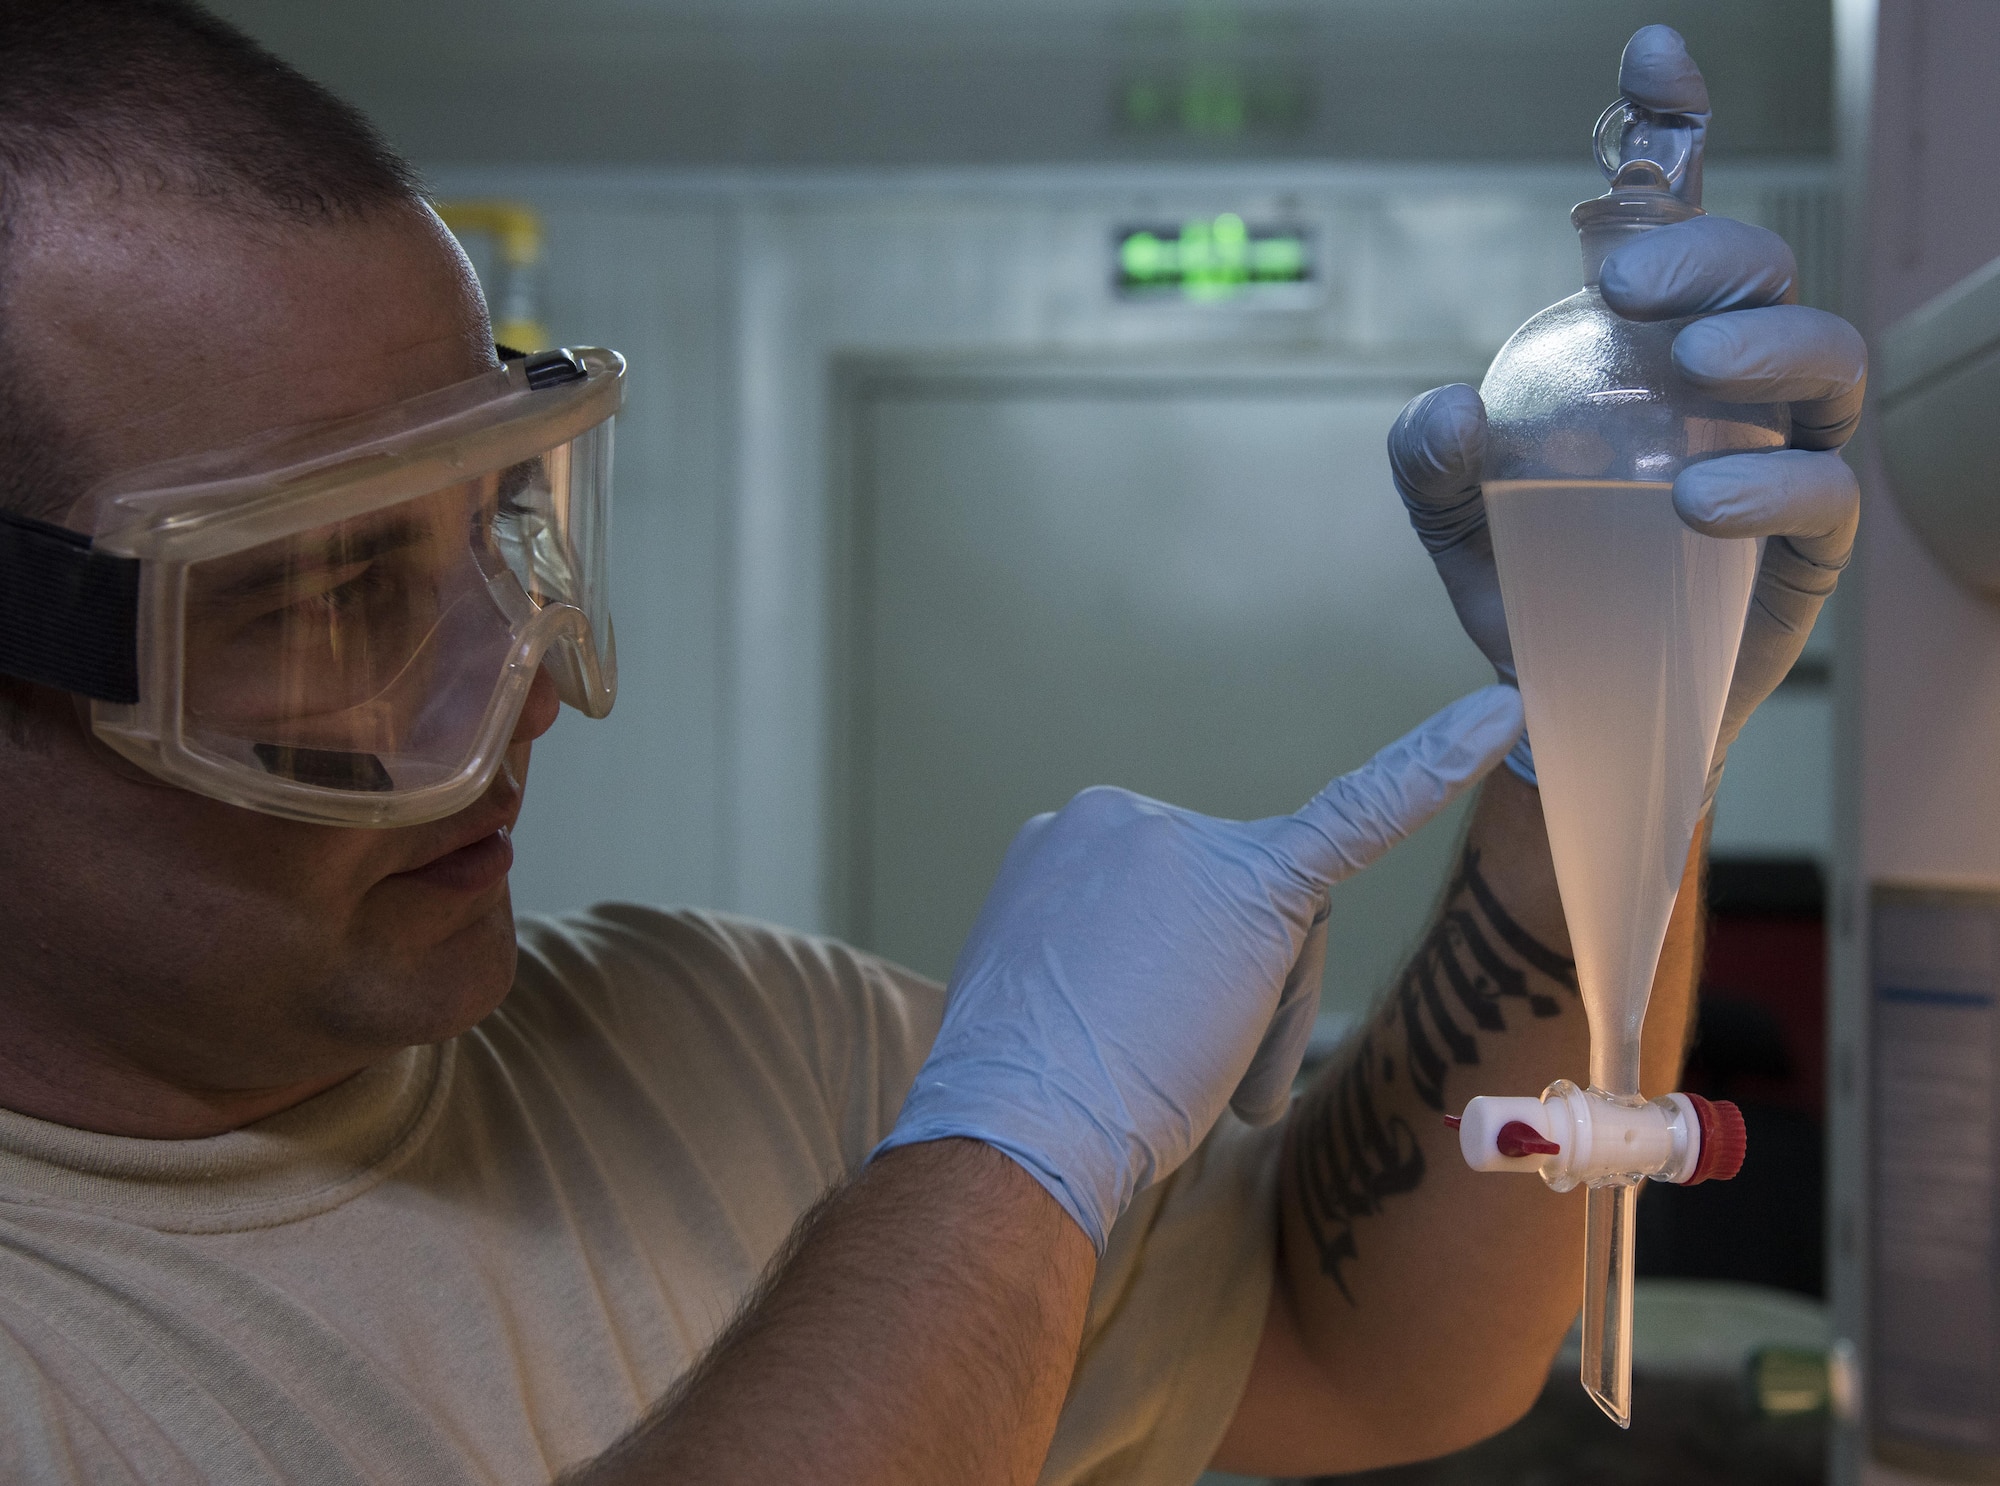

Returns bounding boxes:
[0,509,140,704]
[0,353,587,709]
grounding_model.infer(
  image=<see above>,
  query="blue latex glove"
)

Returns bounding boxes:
[877,686,1524,1253]
[1388,27,1863,800]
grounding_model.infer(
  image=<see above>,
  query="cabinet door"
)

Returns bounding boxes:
[841,359,1488,1017]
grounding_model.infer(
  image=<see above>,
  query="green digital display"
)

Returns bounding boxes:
[1116,216,1312,302]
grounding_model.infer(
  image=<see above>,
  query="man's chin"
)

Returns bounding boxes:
[413,895,522,1036]
[330,894,521,1049]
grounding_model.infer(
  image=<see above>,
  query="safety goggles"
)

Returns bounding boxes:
[0,347,625,827]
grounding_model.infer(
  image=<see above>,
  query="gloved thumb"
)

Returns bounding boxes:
[1388,383,1488,555]
[1619,24,1709,115]
[1617,25,1710,208]
[1267,685,1524,887]
[1229,901,1329,1125]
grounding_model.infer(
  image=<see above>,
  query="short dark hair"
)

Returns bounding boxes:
[0,0,425,737]
[0,0,423,521]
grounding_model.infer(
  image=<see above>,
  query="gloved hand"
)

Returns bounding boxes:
[877,685,1524,1253]
[1388,25,1864,801]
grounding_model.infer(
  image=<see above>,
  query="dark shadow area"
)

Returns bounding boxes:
[1305,1373,1825,1486]
[1639,1093,1825,1295]
[1300,859,1833,1485]
[1640,856,1826,1298]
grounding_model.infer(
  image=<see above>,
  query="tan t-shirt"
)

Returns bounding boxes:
[0,906,1280,1485]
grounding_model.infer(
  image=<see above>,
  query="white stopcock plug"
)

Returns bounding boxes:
[1447,1080,1747,1191]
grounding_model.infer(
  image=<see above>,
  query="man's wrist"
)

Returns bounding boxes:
[872,1098,1120,1254]
[864,1137,1093,1243]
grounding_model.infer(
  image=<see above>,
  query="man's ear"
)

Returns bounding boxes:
[0,676,99,758]
[0,676,54,750]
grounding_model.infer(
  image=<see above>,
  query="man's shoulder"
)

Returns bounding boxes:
[512,904,934,1006]
[502,905,944,1086]
[512,903,804,981]
[487,907,944,1174]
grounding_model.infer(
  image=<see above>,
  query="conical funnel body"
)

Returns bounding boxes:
[1479,278,1768,1430]
[1484,479,1756,1093]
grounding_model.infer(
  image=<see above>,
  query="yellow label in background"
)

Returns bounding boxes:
[435,200,549,353]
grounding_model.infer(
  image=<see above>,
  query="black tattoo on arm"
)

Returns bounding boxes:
[1290,847,1576,1303]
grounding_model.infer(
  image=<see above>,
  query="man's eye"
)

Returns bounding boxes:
[248,558,406,632]
[496,460,545,517]
[313,560,397,614]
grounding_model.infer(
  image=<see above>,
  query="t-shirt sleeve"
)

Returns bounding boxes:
[0,1308,174,1486]
[519,905,945,1176]
[1040,1114,1284,1486]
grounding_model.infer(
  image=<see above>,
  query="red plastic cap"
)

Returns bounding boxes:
[1495,1120,1561,1158]
[1443,1114,1462,1129]
[1685,1094,1747,1183]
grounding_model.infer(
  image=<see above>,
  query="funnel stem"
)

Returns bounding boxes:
[1590,1036,1644,1100]
[1581,1176,1640,1427]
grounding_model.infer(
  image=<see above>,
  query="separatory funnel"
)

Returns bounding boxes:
[1447,79,1763,1427]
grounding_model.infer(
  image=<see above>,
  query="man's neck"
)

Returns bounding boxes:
[0,1018,365,1138]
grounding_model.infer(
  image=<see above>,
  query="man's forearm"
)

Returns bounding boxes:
[570,1139,1095,1486]
[1235,769,1704,1474]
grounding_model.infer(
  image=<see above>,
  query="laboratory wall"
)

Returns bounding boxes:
[1833,1,2000,1483]
[213,0,1832,170]
[435,161,1839,1016]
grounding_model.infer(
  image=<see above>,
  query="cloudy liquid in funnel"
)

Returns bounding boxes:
[1485,479,1756,1097]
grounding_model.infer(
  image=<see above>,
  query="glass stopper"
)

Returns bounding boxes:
[1593,99,1697,190]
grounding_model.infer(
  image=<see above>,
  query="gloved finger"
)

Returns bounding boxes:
[1673,449,1860,563]
[1388,383,1488,554]
[1266,684,1523,886]
[1730,535,1846,708]
[1620,23,1709,115]
[1708,520,1853,806]
[1388,384,1515,685]
[1673,306,1867,449]
[988,810,1057,889]
[944,809,1059,986]
[1600,216,1798,321]
[1230,902,1329,1126]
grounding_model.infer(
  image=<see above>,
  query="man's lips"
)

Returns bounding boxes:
[389,819,516,893]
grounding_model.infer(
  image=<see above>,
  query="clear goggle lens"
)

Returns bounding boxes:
[179,447,609,797]
[85,348,623,827]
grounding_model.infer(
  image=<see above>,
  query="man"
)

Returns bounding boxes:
[0,6,1862,1483]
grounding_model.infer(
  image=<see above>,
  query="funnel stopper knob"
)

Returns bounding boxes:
[1685,1094,1747,1183]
